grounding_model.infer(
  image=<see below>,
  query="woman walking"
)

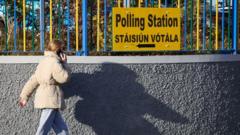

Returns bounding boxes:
[19,40,71,135]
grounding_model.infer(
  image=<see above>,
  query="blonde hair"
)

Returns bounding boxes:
[47,40,64,52]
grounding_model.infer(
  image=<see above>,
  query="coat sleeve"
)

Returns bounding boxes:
[52,61,71,84]
[20,73,39,101]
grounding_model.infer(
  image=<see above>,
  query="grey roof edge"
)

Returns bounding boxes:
[0,55,239,64]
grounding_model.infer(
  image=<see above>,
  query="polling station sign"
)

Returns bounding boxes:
[112,8,181,51]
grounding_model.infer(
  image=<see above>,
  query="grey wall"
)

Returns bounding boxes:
[0,62,240,135]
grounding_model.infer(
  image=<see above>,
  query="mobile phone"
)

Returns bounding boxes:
[57,49,63,57]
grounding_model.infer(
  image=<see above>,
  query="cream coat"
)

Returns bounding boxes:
[20,51,71,109]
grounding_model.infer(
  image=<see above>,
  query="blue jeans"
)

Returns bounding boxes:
[35,109,69,135]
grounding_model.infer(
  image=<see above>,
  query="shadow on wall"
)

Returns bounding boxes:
[63,63,188,135]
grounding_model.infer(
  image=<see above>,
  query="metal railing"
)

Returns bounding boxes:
[0,0,238,55]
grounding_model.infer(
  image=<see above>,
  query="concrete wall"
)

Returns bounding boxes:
[0,56,240,135]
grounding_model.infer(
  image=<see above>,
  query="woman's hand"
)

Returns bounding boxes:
[60,53,67,63]
[19,98,27,108]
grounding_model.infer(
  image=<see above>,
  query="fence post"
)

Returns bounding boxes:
[233,0,238,54]
[67,0,70,51]
[183,0,187,50]
[97,0,100,52]
[14,0,17,52]
[104,0,107,52]
[50,0,52,42]
[4,0,8,51]
[75,0,79,52]
[82,0,88,56]
[124,0,130,7]
[40,0,44,51]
